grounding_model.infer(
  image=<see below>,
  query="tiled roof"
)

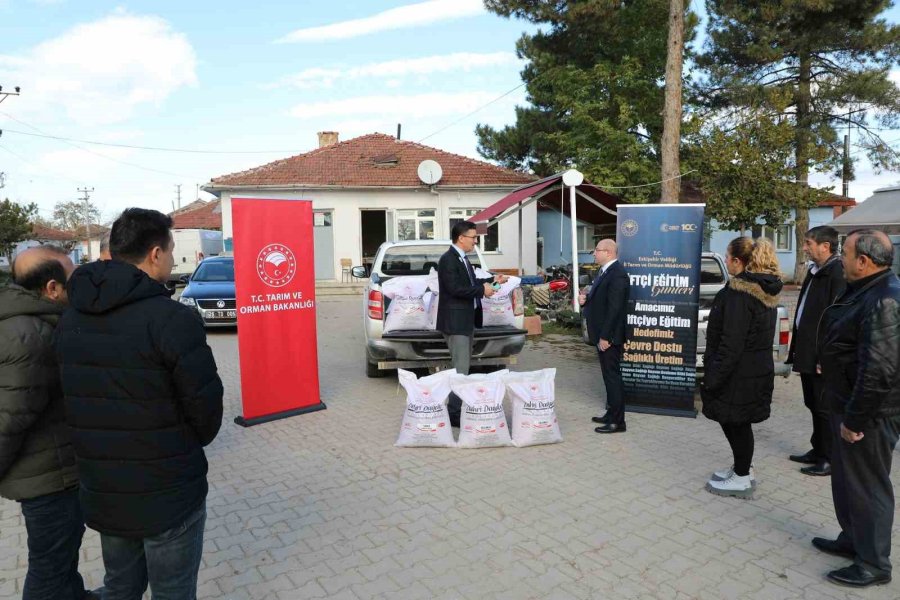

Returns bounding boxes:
[171,199,222,230]
[31,224,76,241]
[208,133,536,188]
[171,199,208,215]
[817,191,856,207]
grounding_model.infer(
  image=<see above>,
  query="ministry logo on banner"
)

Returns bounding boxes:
[256,243,297,287]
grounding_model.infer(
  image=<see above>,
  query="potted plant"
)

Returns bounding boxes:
[523,304,541,335]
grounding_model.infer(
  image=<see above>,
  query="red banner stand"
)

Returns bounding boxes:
[231,198,325,426]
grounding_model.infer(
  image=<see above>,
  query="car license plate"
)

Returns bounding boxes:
[208,310,236,319]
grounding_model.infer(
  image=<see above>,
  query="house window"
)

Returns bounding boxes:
[577,225,595,251]
[448,209,499,252]
[396,209,435,241]
[752,224,792,251]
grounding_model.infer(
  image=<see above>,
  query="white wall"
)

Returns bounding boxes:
[219,188,539,280]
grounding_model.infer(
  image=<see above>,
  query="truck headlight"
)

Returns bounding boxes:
[179,297,196,307]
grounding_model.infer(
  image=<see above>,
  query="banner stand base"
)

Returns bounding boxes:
[234,402,327,428]
[625,404,697,419]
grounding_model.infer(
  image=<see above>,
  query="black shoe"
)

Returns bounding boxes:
[595,423,625,434]
[812,537,855,559]
[826,564,891,588]
[591,414,611,424]
[789,450,819,464]
[801,462,831,476]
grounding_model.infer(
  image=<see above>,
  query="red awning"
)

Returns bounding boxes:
[470,176,561,232]
[470,174,621,234]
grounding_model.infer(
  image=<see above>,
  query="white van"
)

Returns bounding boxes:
[171,229,223,282]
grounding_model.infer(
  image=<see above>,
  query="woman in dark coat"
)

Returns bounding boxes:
[702,237,783,498]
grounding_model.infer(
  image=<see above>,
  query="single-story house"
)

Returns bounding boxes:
[703,191,856,278]
[12,224,81,264]
[170,199,223,230]
[203,132,541,280]
[71,224,111,263]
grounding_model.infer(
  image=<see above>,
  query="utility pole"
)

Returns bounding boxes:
[0,86,20,188]
[175,184,182,210]
[660,0,685,203]
[0,85,21,105]
[77,187,94,260]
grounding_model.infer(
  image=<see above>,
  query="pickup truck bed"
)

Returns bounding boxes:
[360,240,526,377]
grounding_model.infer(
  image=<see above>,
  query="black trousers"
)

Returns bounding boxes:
[720,422,754,476]
[597,344,625,426]
[830,412,900,576]
[801,372,830,461]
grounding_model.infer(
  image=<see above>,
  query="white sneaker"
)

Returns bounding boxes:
[711,465,756,483]
[706,473,754,499]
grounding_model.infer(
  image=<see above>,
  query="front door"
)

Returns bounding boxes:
[313,210,334,280]
[360,209,387,274]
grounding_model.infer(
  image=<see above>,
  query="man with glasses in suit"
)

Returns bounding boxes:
[436,220,507,426]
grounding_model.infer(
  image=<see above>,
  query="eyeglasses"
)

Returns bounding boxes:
[460,234,478,240]
[593,248,608,253]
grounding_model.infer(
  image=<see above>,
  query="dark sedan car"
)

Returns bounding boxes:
[178,256,236,327]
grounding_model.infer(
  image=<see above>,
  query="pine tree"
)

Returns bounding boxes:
[698,0,900,281]
[477,0,699,202]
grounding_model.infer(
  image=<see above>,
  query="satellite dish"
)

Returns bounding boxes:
[417,160,443,185]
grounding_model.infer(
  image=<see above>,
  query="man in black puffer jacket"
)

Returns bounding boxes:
[813,229,900,589]
[1,246,97,599]
[56,208,223,599]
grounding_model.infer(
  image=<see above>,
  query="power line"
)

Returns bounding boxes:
[0,126,299,155]
[596,169,698,190]
[417,82,526,143]
[0,143,84,185]
[0,112,192,178]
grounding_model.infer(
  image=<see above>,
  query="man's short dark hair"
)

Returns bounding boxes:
[848,229,894,267]
[110,208,173,264]
[451,220,477,243]
[99,231,111,254]
[805,226,839,254]
[12,245,70,293]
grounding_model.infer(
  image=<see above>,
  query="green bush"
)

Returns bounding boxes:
[555,310,582,328]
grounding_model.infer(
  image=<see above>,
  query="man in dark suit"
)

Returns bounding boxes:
[437,220,507,425]
[581,238,630,434]
[786,225,845,476]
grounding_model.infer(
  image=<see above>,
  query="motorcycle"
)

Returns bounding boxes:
[528,264,575,319]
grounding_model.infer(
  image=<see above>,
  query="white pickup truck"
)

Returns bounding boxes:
[697,252,792,378]
[353,240,527,378]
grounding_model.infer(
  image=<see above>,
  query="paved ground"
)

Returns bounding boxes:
[2,292,899,599]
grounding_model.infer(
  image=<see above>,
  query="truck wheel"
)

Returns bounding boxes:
[366,358,387,378]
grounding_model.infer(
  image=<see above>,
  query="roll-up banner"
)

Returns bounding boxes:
[232,197,325,426]
[617,204,705,417]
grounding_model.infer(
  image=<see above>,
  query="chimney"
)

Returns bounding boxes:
[317,131,339,148]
